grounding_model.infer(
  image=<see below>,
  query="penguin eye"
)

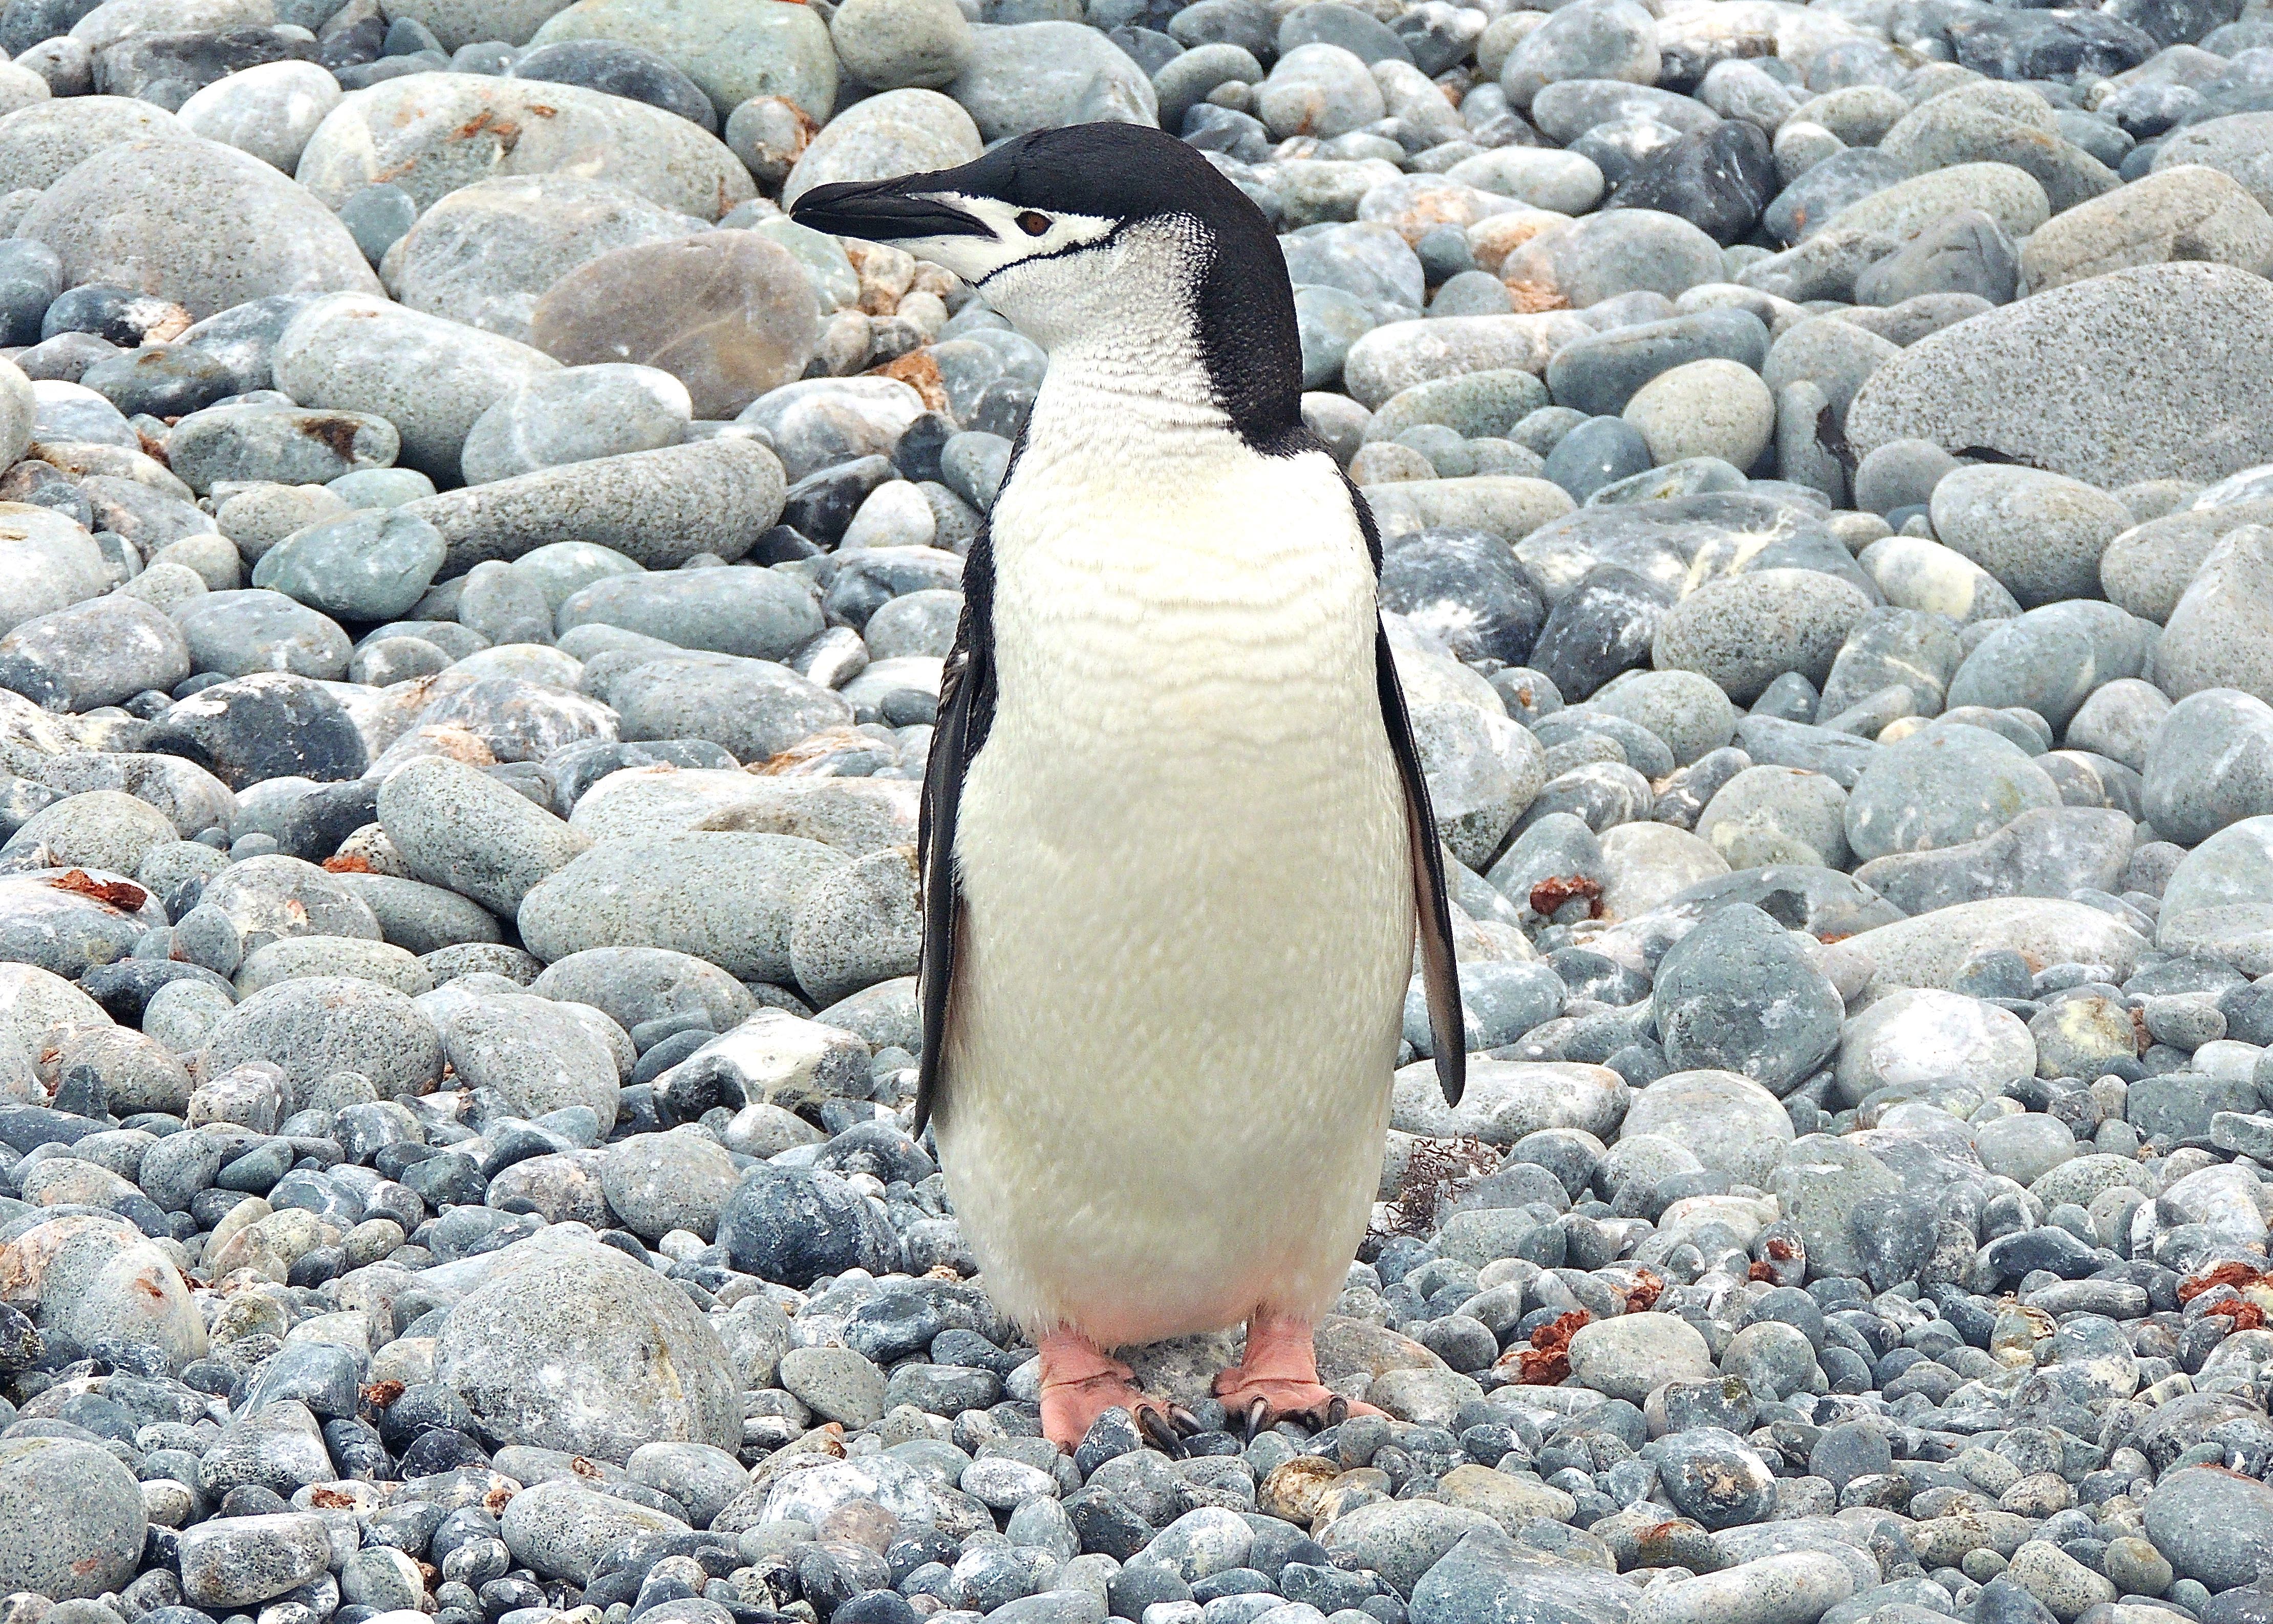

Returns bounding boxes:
[1015,210,1052,237]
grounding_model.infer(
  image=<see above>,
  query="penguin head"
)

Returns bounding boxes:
[791,123,1301,435]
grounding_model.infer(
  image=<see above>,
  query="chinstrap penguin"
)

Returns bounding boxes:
[791,123,1465,1452]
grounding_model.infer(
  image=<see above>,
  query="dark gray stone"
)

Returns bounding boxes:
[1653,903,1843,1093]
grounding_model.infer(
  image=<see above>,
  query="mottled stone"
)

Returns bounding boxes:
[1622,1067,1794,1183]
[1845,723,2063,863]
[1836,987,2035,1100]
[2142,688,2273,844]
[1855,805,2134,915]
[529,0,838,122]
[1567,1308,1715,1402]
[1653,569,1874,704]
[780,86,981,207]
[2022,164,2273,293]
[295,72,754,219]
[2158,814,2273,974]
[436,1231,739,1463]
[518,831,849,984]
[0,1436,146,1600]
[271,292,561,482]
[1929,465,2137,610]
[1846,898,2149,991]
[384,173,706,343]
[1497,208,1724,309]
[2154,526,2273,706]
[0,96,185,193]
[1848,263,2273,488]
[1652,903,1841,1092]
[18,137,376,320]
[2141,1466,2273,1593]
[169,54,335,172]
[403,438,786,569]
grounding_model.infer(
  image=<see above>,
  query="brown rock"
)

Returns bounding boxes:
[875,348,946,414]
[1259,1455,1344,1524]
[530,231,820,419]
[1437,1462,1580,1533]
[385,174,706,343]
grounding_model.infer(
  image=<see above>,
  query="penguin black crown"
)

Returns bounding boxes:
[794,123,1466,1452]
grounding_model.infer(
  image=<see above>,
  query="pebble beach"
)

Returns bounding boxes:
[0,3,2265,1624]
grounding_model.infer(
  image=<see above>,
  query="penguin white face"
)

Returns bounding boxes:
[850,193,1121,290]
[791,123,1307,443]
[791,138,1157,348]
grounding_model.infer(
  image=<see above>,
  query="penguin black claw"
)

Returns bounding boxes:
[1239,1397,1270,1444]
[1138,1406,1189,1459]
[1239,1391,1353,1441]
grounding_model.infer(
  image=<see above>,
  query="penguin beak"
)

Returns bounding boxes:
[789,176,993,246]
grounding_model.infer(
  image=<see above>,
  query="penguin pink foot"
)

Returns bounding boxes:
[1037,1331,1197,1455]
[1214,1312,1385,1439]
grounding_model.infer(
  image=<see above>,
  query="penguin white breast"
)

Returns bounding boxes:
[936,388,1412,1347]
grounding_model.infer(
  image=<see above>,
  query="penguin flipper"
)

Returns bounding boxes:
[1322,442,1466,1107]
[913,531,995,1138]
[1375,619,1467,1109]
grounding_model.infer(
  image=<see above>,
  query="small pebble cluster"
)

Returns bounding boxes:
[0,4,2265,1624]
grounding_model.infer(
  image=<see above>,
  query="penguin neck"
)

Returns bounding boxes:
[1003,222,1301,470]
[1024,322,1234,471]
